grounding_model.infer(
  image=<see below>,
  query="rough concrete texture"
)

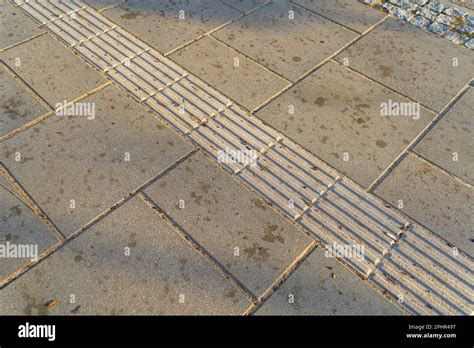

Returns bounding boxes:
[415,88,473,184]
[103,0,241,54]
[145,153,312,297]
[0,197,251,315]
[335,18,473,112]
[294,0,387,33]
[0,67,49,138]
[0,185,57,281]
[0,1,44,50]
[0,34,106,106]
[1,0,472,316]
[213,0,358,81]
[374,154,473,255]
[1,85,193,236]
[169,36,290,111]
[256,246,403,315]
[257,61,436,187]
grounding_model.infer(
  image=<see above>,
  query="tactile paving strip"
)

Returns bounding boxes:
[237,138,339,219]
[300,179,408,276]
[11,0,473,315]
[370,223,473,315]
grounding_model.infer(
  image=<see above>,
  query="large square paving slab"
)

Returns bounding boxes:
[414,88,473,184]
[0,67,49,138]
[0,1,44,51]
[335,18,474,112]
[256,246,403,315]
[0,34,105,105]
[293,0,386,33]
[0,197,250,315]
[0,185,57,282]
[102,0,241,54]
[257,61,435,187]
[144,153,312,297]
[169,36,290,111]
[374,154,473,255]
[0,85,193,236]
[213,1,357,81]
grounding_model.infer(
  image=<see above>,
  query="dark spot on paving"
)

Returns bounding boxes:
[21,288,48,315]
[9,205,22,216]
[292,56,302,62]
[243,242,270,262]
[121,12,139,20]
[3,97,22,120]
[190,191,203,205]
[376,140,387,148]
[74,254,82,262]
[224,289,236,298]
[314,97,327,107]
[198,181,211,194]
[251,198,267,211]
[262,224,284,244]
[212,62,223,69]
[378,65,393,77]
[178,257,187,272]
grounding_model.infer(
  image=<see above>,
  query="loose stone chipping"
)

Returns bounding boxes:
[361,0,474,48]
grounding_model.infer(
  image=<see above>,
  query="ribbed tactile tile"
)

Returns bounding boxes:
[237,139,339,220]
[146,76,232,134]
[370,223,473,315]
[188,105,280,173]
[300,179,409,276]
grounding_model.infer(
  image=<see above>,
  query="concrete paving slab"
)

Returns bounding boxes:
[0,1,44,51]
[102,0,241,54]
[415,88,473,184]
[220,0,266,13]
[0,67,49,138]
[169,36,290,111]
[293,0,386,33]
[256,246,403,315]
[374,154,473,254]
[0,185,57,281]
[335,18,474,112]
[144,153,312,297]
[0,34,105,106]
[0,85,193,236]
[213,1,357,81]
[257,61,435,187]
[0,172,11,190]
[0,197,250,315]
